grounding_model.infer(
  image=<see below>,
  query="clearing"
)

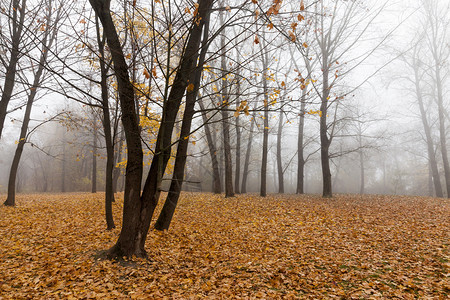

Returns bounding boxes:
[0,193,448,299]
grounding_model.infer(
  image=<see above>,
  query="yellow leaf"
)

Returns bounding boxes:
[302,42,308,48]
[187,83,195,92]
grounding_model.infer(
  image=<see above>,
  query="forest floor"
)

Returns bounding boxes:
[0,192,448,299]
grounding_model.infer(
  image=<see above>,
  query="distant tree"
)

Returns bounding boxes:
[4,0,62,206]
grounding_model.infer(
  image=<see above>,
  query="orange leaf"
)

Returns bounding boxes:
[143,69,150,79]
[254,35,260,44]
[300,0,305,11]
[187,83,195,92]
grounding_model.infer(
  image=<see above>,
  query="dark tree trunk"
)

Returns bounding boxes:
[92,123,98,193]
[61,140,66,193]
[0,0,26,139]
[297,87,306,194]
[241,104,257,194]
[219,11,234,198]
[260,44,269,197]
[95,15,115,229]
[89,0,144,257]
[320,53,332,198]
[200,101,221,193]
[234,66,241,194]
[198,99,221,193]
[154,9,211,230]
[276,99,284,194]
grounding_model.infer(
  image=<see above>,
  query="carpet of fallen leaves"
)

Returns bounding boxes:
[0,192,448,299]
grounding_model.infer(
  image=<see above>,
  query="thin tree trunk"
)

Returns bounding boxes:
[234,73,241,194]
[241,104,257,193]
[92,123,98,193]
[320,52,332,198]
[198,98,221,193]
[260,42,269,197]
[0,0,26,139]
[297,87,307,194]
[276,99,284,193]
[359,150,364,195]
[219,9,234,198]
[95,15,115,229]
[435,67,450,197]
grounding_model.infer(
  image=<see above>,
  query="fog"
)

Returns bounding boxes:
[0,0,449,198]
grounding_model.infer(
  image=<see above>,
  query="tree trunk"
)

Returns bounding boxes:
[320,52,332,198]
[241,104,257,194]
[276,99,284,194]
[234,65,241,194]
[413,57,443,197]
[89,0,144,258]
[297,87,307,194]
[198,98,221,193]
[260,42,269,197]
[0,0,26,139]
[218,9,234,198]
[154,9,211,230]
[359,150,364,195]
[95,15,115,229]
[92,123,98,193]
[435,66,450,197]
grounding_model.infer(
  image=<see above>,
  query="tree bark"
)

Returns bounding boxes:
[0,0,26,139]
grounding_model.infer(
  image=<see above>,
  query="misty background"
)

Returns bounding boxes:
[0,0,448,197]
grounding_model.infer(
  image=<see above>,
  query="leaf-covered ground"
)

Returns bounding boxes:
[0,192,448,299]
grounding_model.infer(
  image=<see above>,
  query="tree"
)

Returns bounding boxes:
[89,0,213,258]
[423,0,450,197]
[4,0,61,206]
